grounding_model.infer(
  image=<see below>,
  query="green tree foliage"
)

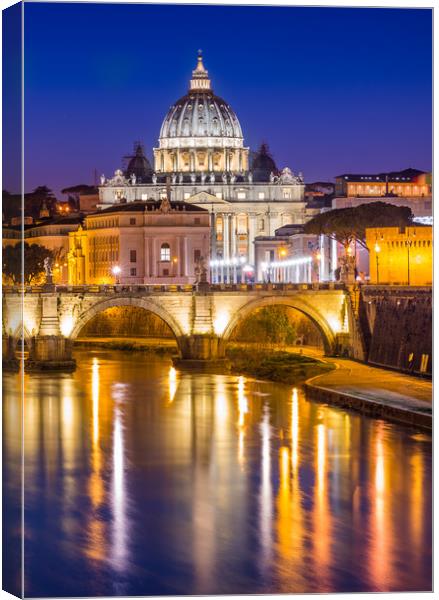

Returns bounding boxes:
[304,201,413,251]
[231,306,298,347]
[3,242,53,285]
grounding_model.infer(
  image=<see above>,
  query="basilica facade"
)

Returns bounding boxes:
[98,52,307,268]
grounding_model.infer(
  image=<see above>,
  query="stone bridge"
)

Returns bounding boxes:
[3,282,359,370]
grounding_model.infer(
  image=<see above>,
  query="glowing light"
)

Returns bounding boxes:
[291,388,299,474]
[213,310,229,335]
[374,243,381,253]
[112,405,127,570]
[328,316,343,334]
[263,256,312,269]
[168,366,178,403]
[62,393,74,429]
[215,381,228,424]
[60,314,74,337]
[317,423,326,490]
[259,404,273,571]
[237,376,248,427]
[112,265,121,276]
[92,358,99,444]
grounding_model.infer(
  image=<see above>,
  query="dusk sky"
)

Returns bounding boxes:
[6,2,433,196]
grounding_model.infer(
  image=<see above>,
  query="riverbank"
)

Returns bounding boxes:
[303,355,432,430]
[225,346,334,384]
[75,337,176,355]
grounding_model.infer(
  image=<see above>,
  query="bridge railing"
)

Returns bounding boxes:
[3,282,348,294]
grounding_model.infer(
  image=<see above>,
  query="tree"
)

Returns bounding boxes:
[304,202,413,253]
[3,242,53,285]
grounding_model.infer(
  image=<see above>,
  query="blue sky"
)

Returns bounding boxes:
[4,2,432,195]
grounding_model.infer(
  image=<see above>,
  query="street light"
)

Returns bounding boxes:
[112,265,121,284]
[374,243,381,284]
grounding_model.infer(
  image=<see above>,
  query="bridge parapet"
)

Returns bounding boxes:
[3,281,347,295]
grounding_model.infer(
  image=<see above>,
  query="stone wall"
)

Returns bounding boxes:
[360,286,432,375]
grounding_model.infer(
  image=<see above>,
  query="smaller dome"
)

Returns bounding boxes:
[125,143,152,181]
[251,143,278,182]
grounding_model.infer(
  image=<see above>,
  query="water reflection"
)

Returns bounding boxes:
[2,349,431,597]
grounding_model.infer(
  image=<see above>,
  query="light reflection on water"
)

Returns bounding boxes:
[2,349,432,597]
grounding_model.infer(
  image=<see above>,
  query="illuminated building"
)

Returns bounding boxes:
[366,226,432,286]
[3,215,82,283]
[335,168,431,198]
[68,197,210,285]
[98,52,308,267]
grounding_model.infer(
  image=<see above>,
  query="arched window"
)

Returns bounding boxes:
[160,243,171,261]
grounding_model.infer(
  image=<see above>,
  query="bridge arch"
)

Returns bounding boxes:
[222,295,338,355]
[69,296,185,348]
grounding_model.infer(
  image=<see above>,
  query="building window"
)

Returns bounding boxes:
[184,193,191,200]
[259,218,265,231]
[130,268,136,276]
[283,189,291,199]
[237,192,246,200]
[160,243,171,261]
[163,269,169,276]
[141,194,148,200]
[215,192,222,199]
[194,249,201,262]
[130,250,137,263]
[258,192,265,200]
[130,217,136,225]
[194,217,200,225]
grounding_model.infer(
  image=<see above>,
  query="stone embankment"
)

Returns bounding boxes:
[304,356,432,430]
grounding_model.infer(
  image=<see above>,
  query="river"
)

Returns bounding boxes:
[3,349,432,596]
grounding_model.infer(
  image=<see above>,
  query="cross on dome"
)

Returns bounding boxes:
[190,50,211,91]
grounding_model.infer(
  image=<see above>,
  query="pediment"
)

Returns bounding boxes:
[185,191,229,204]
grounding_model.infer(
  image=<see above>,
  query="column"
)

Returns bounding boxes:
[183,237,188,277]
[248,213,256,265]
[210,212,217,260]
[223,214,229,261]
[331,237,338,280]
[230,213,237,259]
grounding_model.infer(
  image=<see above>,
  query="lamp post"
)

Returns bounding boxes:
[112,265,121,284]
[374,243,381,284]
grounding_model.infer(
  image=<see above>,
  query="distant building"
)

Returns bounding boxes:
[61,184,100,213]
[3,214,83,283]
[68,198,210,285]
[366,226,432,286]
[335,168,431,197]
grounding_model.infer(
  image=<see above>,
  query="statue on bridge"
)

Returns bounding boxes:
[43,256,54,285]
[339,253,356,284]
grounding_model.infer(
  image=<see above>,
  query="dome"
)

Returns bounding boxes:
[159,52,244,144]
[125,143,152,181]
[154,52,249,174]
[251,143,278,182]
